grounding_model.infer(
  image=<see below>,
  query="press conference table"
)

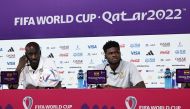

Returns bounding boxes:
[0,89,189,109]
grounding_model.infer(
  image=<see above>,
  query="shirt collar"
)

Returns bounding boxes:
[108,60,123,74]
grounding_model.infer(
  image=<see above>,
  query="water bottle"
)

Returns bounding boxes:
[77,69,84,88]
[164,68,172,89]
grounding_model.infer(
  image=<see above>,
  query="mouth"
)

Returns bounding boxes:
[30,60,38,63]
[112,58,119,61]
[111,58,120,63]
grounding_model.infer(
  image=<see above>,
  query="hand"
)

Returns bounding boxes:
[54,81,62,89]
[26,84,45,89]
[26,84,37,89]
[16,55,28,72]
[102,84,120,89]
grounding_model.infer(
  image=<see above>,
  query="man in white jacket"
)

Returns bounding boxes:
[96,41,146,88]
[10,42,61,89]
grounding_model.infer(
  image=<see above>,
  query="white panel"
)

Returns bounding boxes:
[0,34,189,88]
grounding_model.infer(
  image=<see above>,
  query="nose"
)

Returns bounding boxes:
[111,52,118,57]
[31,54,37,59]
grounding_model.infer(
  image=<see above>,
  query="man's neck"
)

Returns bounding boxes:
[110,61,120,72]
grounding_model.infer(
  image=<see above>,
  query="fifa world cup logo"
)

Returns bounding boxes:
[125,96,137,109]
[23,96,33,109]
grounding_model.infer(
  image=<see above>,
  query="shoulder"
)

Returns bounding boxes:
[41,57,56,68]
[121,60,137,69]
[41,57,54,63]
[121,60,135,66]
[95,63,106,70]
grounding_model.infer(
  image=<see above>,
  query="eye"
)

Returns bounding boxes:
[108,52,113,55]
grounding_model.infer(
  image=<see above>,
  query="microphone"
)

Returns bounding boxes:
[110,72,118,75]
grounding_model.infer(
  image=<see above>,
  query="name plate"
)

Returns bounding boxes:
[87,70,106,84]
[0,71,18,84]
[176,69,190,83]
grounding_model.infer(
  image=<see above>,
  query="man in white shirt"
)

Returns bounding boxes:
[96,41,145,88]
[10,42,61,89]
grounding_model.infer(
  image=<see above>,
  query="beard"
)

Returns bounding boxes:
[29,59,40,70]
[108,58,121,65]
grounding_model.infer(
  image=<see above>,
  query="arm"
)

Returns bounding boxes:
[26,81,62,89]
[101,84,120,89]
[40,58,62,89]
[101,81,146,89]
[131,81,146,88]
[8,55,28,89]
[54,81,62,89]
[130,63,146,88]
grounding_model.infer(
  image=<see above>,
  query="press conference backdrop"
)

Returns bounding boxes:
[0,34,189,88]
[0,0,190,40]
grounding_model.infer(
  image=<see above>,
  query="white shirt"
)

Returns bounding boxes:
[96,60,143,88]
[18,57,60,89]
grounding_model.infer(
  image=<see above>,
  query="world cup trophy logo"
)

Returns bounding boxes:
[23,96,33,109]
[125,96,137,109]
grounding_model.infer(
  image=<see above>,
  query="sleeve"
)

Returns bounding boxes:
[43,59,60,87]
[49,60,61,81]
[95,64,106,70]
[129,63,143,86]
[18,68,26,89]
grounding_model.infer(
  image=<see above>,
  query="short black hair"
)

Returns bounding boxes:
[103,41,120,53]
[25,42,40,51]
